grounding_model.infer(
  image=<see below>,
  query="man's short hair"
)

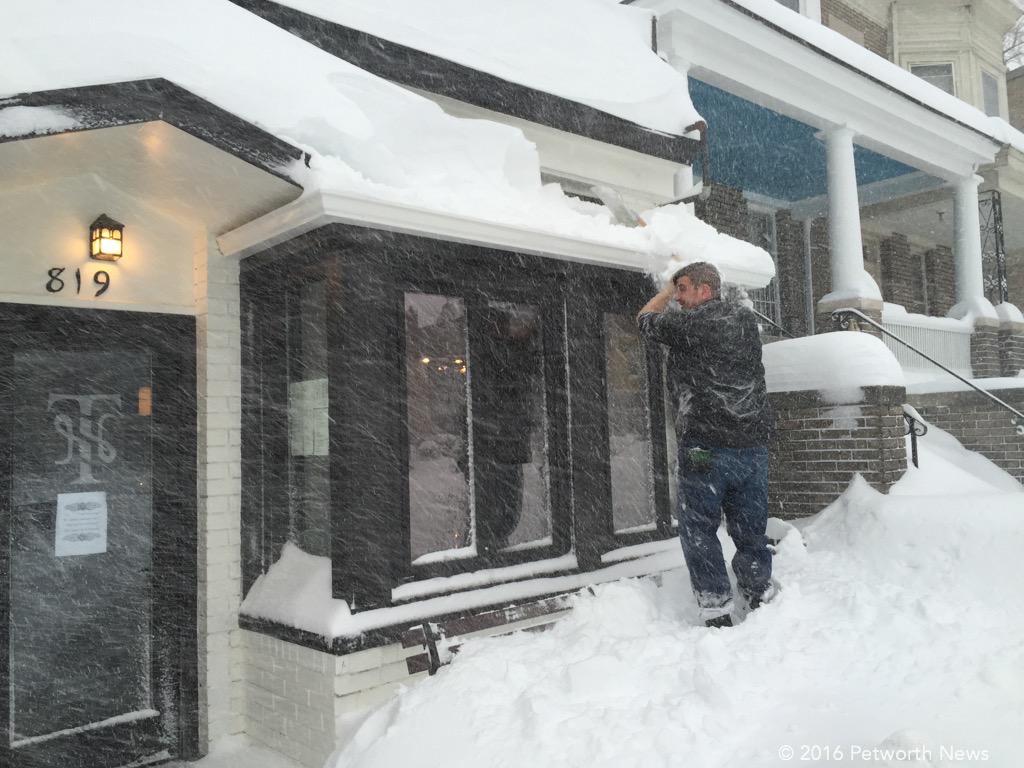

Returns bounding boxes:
[672,261,721,298]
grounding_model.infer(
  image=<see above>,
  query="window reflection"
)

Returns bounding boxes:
[473,301,550,552]
[604,313,655,532]
[405,293,473,561]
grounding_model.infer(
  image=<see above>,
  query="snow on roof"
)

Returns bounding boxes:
[0,0,770,286]
[730,0,1024,153]
[270,0,702,135]
[763,331,905,401]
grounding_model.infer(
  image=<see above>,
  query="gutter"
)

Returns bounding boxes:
[217,189,773,289]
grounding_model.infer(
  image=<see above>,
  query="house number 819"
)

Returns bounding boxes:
[46,267,111,297]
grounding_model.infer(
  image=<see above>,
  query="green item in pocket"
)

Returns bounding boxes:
[687,447,713,473]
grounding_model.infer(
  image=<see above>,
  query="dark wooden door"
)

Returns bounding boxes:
[0,304,197,768]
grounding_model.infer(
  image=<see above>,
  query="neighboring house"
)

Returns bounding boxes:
[0,2,1021,768]
[763,0,1024,342]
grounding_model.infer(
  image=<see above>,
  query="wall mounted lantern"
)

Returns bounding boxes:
[90,214,124,261]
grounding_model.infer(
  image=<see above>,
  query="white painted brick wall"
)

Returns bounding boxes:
[195,237,246,748]
[241,607,571,766]
[242,632,343,768]
[242,631,430,768]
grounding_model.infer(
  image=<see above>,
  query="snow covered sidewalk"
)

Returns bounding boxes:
[330,434,1023,768]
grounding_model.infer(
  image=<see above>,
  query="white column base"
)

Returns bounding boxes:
[948,295,999,322]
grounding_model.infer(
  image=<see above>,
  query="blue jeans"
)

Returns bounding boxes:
[677,442,771,617]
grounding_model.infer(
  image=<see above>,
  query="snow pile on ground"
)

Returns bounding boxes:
[0,0,771,286]
[332,430,1023,768]
[273,0,700,134]
[763,331,905,399]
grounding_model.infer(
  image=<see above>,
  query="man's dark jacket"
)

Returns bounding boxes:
[639,298,772,448]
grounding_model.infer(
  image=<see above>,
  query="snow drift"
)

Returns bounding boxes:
[331,426,1023,768]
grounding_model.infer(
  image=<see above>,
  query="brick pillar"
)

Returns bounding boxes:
[694,183,749,240]
[863,240,883,293]
[879,233,927,314]
[810,216,831,312]
[998,318,1024,376]
[971,319,1002,378]
[768,386,907,519]
[925,246,955,316]
[775,210,810,337]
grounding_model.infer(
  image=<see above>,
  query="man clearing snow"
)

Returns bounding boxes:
[637,262,774,628]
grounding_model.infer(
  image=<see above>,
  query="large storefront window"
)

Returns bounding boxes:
[405,293,554,566]
[240,230,678,610]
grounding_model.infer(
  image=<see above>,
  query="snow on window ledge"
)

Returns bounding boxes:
[241,541,685,641]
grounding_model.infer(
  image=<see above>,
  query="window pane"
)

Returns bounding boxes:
[604,313,655,532]
[982,71,1000,116]
[405,293,473,561]
[776,0,800,11]
[287,280,330,556]
[473,301,550,551]
[911,64,954,95]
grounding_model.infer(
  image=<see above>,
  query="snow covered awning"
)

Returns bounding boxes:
[218,188,776,289]
[2,0,773,286]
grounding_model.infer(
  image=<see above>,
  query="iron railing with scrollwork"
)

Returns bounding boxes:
[979,189,1009,306]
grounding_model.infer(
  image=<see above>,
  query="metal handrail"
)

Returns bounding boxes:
[832,308,1024,425]
[751,307,795,338]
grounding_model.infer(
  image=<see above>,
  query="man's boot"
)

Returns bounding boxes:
[704,614,733,629]
[745,580,780,613]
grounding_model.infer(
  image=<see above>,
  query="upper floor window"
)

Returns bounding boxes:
[911,63,955,96]
[774,0,821,21]
[982,70,1001,117]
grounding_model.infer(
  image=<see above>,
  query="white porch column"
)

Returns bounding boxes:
[823,126,865,299]
[951,174,1001,375]
[950,174,992,315]
[816,125,882,329]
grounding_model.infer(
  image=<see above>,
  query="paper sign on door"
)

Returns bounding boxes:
[55,491,108,557]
